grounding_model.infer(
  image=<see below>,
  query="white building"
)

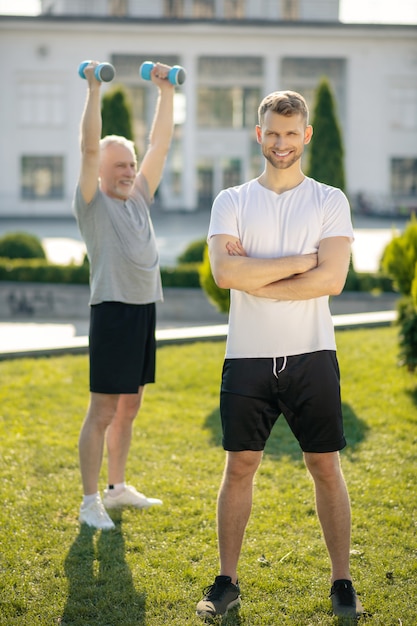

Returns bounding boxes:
[0,0,416,216]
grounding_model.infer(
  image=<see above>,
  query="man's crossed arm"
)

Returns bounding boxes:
[209,234,351,301]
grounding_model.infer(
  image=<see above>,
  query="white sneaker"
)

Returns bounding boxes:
[103,485,163,510]
[79,495,115,530]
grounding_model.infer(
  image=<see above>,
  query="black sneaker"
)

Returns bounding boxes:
[196,575,241,619]
[330,579,364,618]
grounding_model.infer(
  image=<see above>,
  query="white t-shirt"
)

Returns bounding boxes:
[208,177,354,358]
[73,173,162,306]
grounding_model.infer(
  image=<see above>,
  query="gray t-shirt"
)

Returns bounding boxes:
[73,174,162,306]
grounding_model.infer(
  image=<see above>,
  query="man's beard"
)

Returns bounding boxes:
[262,146,303,170]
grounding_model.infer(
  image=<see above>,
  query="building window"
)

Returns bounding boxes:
[199,56,263,80]
[224,0,245,18]
[198,87,261,128]
[18,81,65,127]
[197,160,214,207]
[390,81,417,131]
[222,158,241,188]
[282,0,299,20]
[391,159,417,196]
[281,57,346,124]
[108,0,127,16]
[164,0,184,17]
[193,0,215,18]
[21,156,64,200]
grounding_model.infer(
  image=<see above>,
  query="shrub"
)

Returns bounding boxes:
[161,263,201,288]
[381,217,417,295]
[0,258,89,284]
[198,245,230,313]
[397,295,417,371]
[177,238,207,264]
[380,216,417,370]
[0,232,46,260]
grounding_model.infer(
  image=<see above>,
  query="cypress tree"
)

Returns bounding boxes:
[101,85,135,140]
[307,78,345,191]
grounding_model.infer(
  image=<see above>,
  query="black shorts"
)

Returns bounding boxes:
[220,351,346,453]
[89,301,156,394]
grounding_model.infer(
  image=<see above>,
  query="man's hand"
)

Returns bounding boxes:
[150,63,176,91]
[246,237,351,300]
[82,61,102,89]
[226,239,318,274]
[226,239,248,257]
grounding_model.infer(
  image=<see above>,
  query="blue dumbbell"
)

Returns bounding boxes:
[78,60,115,83]
[139,61,186,86]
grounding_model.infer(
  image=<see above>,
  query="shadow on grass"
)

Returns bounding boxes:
[221,605,243,624]
[60,514,145,625]
[405,385,417,408]
[204,402,369,460]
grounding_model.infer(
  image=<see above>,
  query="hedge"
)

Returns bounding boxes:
[0,257,395,293]
[0,258,201,289]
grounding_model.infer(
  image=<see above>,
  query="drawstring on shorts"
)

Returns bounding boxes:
[272,356,287,379]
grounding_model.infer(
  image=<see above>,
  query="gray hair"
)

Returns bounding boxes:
[99,135,136,154]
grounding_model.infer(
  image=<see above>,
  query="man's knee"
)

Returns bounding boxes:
[87,392,119,428]
[224,450,263,481]
[304,451,342,483]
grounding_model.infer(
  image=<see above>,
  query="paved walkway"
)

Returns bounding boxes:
[0,310,398,360]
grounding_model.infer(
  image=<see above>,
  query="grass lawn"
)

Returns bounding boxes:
[0,325,416,625]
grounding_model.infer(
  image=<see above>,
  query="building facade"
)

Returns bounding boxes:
[0,0,416,216]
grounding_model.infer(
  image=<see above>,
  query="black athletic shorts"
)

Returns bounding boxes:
[89,301,156,394]
[220,351,346,453]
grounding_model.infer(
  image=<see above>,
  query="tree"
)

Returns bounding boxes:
[306,78,345,191]
[101,85,135,140]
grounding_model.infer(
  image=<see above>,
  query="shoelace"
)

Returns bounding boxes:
[203,578,238,601]
[203,583,226,600]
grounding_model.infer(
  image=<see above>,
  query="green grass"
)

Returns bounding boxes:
[0,326,416,625]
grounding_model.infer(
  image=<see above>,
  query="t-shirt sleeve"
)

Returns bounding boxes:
[208,189,240,241]
[131,172,152,207]
[72,184,100,218]
[321,188,355,242]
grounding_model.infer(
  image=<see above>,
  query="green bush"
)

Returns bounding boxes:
[397,295,417,371]
[0,236,396,294]
[345,271,394,293]
[198,245,230,313]
[176,238,207,264]
[0,232,46,260]
[0,258,89,284]
[161,263,201,288]
[381,217,417,295]
[380,216,417,370]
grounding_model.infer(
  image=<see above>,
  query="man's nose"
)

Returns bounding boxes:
[274,137,285,148]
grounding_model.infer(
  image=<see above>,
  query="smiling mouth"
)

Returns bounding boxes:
[273,150,291,157]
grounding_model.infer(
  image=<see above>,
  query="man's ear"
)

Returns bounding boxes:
[255,125,262,144]
[304,124,313,145]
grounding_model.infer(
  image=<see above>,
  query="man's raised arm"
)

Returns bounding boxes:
[78,62,102,205]
[138,63,175,199]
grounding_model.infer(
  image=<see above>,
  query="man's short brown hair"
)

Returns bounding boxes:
[258,91,309,126]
